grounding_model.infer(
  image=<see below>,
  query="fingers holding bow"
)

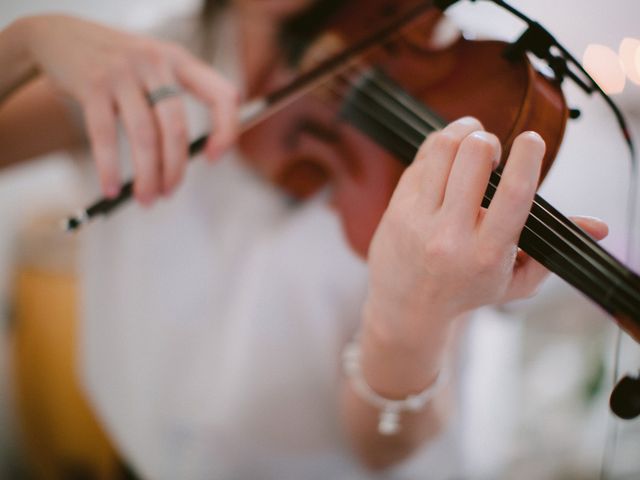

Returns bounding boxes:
[25,15,243,205]
[97,41,238,205]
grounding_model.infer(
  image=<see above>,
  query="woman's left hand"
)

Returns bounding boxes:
[363,117,608,352]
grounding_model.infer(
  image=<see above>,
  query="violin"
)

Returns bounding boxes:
[66,0,640,341]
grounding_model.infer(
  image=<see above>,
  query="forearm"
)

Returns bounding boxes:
[0,19,39,104]
[0,17,85,168]
[341,298,462,470]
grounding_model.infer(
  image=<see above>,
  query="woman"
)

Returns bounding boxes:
[0,1,607,478]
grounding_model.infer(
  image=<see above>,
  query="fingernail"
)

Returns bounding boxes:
[520,131,546,157]
[469,131,501,167]
[522,131,546,150]
[469,130,499,147]
[456,116,480,126]
[523,131,543,142]
[573,215,603,223]
[469,130,493,141]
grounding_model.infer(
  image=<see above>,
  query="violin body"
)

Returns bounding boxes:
[327,0,568,178]
[238,0,566,252]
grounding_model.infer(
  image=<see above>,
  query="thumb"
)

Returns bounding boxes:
[569,215,609,241]
[505,215,609,302]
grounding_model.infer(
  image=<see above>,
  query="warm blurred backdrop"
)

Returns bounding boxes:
[0,1,639,479]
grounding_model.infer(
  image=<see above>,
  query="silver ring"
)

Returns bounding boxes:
[146,85,182,105]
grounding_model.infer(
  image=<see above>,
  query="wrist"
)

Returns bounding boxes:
[1,18,39,99]
[358,299,457,399]
[343,338,449,435]
[361,289,455,350]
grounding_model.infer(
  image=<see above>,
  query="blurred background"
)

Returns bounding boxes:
[0,0,639,479]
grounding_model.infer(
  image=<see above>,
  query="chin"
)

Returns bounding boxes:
[345,230,370,260]
[335,208,378,260]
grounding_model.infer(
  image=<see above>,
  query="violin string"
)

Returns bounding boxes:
[330,66,431,153]
[528,194,638,285]
[328,67,605,259]
[324,67,588,265]
[348,72,640,313]
[352,65,446,130]
[333,64,603,249]
[329,63,640,292]
[303,50,435,145]
[318,64,640,315]
[350,67,640,289]
[341,62,441,132]
[324,61,632,292]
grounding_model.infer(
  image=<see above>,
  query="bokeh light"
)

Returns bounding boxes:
[583,44,626,94]
[618,37,640,85]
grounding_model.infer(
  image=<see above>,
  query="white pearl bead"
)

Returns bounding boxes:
[378,410,400,435]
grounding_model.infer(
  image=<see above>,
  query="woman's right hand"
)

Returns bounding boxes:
[17,14,240,204]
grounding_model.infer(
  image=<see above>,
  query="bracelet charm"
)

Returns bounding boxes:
[342,338,448,435]
[378,407,401,435]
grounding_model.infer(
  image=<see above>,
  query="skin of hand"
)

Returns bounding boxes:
[360,117,608,375]
[338,117,607,470]
[15,14,240,204]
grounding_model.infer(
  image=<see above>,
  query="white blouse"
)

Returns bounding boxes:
[77,11,462,480]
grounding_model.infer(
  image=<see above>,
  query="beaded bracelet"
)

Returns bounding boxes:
[342,339,448,435]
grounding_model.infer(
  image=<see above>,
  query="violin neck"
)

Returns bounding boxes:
[485,171,640,342]
[340,69,640,341]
